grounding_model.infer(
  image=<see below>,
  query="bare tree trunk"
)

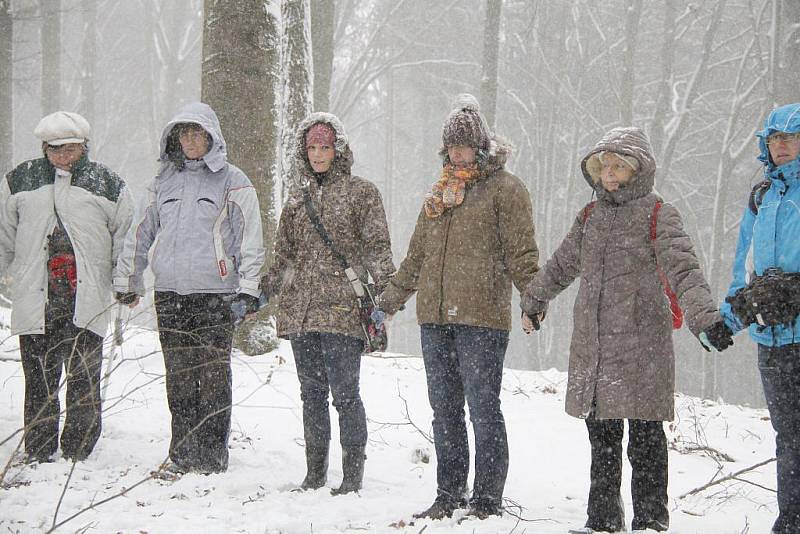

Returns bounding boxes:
[0,0,12,172]
[80,0,95,125]
[202,0,280,354]
[202,0,279,243]
[479,0,502,129]
[278,0,313,201]
[649,0,676,157]
[620,0,642,124]
[776,0,800,102]
[40,0,60,114]
[310,0,334,112]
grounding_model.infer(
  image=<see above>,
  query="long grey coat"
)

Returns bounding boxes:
[523,127,719,421]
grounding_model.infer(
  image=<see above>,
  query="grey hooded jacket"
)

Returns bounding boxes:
[522,127,719,421]
[114,102,264,297]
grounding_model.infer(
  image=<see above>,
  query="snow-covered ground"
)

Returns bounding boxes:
[0,322,779,533]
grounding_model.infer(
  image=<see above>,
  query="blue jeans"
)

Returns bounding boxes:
[291,332,367,450]
[420,323,509,507]
[759,343,800,533]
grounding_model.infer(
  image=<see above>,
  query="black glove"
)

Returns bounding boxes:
[115,291,138,305]
[230,293,261,325]
[700,320,734,352]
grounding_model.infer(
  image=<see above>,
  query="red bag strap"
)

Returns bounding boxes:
[650,201,683,329]
[581,201,597,224]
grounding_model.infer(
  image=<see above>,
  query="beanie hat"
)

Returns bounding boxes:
[305,122,336,147]
[585,150,640,182]
[442,93,491,150]
[34,111,91,146]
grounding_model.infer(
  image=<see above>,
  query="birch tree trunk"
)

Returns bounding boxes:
[310,0,334,112]
[40,0,60,114]
[480,0,502,129]
[0,0,11,172]
[278,0,312,201]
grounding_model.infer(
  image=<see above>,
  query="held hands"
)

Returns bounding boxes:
[699,320,734,352]
[230,293,265,326]
[115,291,140,309]
[520,290,548,334]
[521,311,545,334]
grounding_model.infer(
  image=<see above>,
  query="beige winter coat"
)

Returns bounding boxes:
[261,113,395,341]
[523,128,720,421]
[380,144,539,331]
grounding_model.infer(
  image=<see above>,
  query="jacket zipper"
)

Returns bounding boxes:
[439,211,452,322]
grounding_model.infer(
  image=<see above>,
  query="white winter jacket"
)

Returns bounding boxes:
[0,155,134,337]
[114,102,265,298]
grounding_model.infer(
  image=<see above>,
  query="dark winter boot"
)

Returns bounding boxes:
[298,446,329,490]
[331,447,365,496]
[413,495,468,520]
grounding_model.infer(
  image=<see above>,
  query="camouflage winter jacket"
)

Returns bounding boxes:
[262,113,395,341]
[380,143,540,332]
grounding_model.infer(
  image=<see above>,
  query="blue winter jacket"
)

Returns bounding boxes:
[721,103,800,346]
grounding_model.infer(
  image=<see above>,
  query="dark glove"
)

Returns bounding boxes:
[115,291,138,305]
[520,289,548,318]
[230,293,261,325]
[727,269,800,327]
[700,320,734,352]
[370,307,386,329]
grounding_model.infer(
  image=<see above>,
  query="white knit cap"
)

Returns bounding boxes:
[34,111,91,146]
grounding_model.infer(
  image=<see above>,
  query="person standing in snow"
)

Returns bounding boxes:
[260,112,395,494]
[378,94,539,520]
[114,102,265,474]
[720,103,800,534]
[520,127,732,533]
[0,111,134,463]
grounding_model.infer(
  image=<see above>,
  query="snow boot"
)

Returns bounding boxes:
[298,445,329,490]
[330,446,365,495]
[413,495,468,520]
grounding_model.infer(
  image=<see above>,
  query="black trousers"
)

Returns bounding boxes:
[155,292,234,472]
[758,343,800,533]
[20,304,103,461]
[585,414,669,532]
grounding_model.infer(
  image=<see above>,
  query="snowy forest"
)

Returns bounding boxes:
[1,1,799,533]
[4,0,796,405]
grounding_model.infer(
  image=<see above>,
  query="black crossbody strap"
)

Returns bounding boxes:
[302,187,350,269]
[302,187,366,299]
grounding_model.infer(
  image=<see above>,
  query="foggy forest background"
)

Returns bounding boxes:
[1,0,799,407]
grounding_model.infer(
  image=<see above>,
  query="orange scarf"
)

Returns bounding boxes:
[423,163,481,218]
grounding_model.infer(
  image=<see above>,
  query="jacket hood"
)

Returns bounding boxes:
[580,127,656,204]
[293,112,354,185]
[757,103,800,173]
[159,102,227,173]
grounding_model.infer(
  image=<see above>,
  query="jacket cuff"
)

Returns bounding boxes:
[238,278,260,297]
[113,276,143,295]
